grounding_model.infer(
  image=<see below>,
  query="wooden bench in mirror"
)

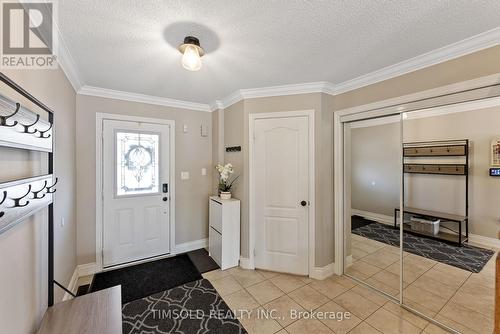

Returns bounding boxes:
[37,286,122,334]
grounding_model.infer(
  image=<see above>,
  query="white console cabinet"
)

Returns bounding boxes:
[208,196,240,270]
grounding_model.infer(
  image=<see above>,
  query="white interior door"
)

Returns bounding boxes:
[253,116,310,275]
[102,119,171,267]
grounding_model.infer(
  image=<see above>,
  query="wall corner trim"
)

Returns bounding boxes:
[310,263,335,280]
[239,257,253,269]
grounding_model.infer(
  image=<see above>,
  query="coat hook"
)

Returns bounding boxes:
[19,114,40,134]
[0,102,20,127]
[38,122,53,138]
[10,185,31,208]
[32,181,47,199]
[46,178,58,194]
[0,191,6,218]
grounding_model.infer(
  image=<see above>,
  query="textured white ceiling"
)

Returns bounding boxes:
[59,0,500,104]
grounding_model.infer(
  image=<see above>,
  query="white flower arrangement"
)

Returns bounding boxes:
[215,163,239,193]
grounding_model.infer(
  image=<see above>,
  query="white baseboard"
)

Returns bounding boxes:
[239,256,253,269]
[62,268,80,301]
[77,262,99,277]
[345,255,353,268]
[468,234,500,250]
[175,238,208,254]
[310,263,335,280]
[351,209,393,225]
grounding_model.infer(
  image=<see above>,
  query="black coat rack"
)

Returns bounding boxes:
[0,73,70,306]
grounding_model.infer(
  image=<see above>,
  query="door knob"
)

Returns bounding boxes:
[300,200,307,207]
[163,197,168,202]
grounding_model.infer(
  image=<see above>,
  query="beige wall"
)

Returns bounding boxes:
[350,122,401,217]
[219,94,335,267]
[334,45,500,110]
[75,95,212,264]
[0,68,77,333]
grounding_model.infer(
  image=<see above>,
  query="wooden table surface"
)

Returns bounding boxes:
[37,285,122,334]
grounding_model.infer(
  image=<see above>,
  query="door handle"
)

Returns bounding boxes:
[163,197,168,202]
[300,200,308,207]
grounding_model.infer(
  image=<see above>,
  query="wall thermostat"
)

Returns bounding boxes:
[490,168,500,177]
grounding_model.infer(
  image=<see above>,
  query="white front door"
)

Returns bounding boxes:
[102,119,171,267]
[253,116,310,275]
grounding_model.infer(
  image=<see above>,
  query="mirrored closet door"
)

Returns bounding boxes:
[343,114,403,300]
[401,105,497,333]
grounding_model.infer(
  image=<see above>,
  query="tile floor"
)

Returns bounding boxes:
[345,233,497,334]
[203,265,441,334]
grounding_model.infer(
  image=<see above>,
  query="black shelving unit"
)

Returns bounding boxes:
[396,139,469,246]
[0,73,71,306]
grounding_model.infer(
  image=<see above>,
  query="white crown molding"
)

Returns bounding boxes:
[64,27,500,112]
[78,86,212,112]
[334,27,500,95]
[53,9,84,92]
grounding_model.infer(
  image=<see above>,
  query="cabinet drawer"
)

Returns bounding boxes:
[209,199,222,233]
[209,227,222,266]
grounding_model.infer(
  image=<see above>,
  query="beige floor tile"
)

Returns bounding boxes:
[362,250,400,269]
[256,269,281,279]
[348,321,382,334]
[371,269,405,291]
[246,280,284,305]
[202,269,231,281]
[410,274,457,300]
[365,308,421,334]
[386,261,427,284]
[462,273,494,290]
[316,301,362,333]
[351,247,370,260]
[450,289,494,318]
[263,295,305,327]
[285,318,333,334]
[345,267,371,280]
[433,314,481,334]
[423,322,456,334]
[350,285,389,306]
[239,307,282,334]
[270,274,307,293]
[433,262,471,279]
[329,275,357,289]
[223,289,260,311]
[404,254,436,271]
[230,268,267,287]
[210,275,243,296]
[401,299,437,319]
[352,241,383,255]
[383,301,429,329]
[364,277,399,297]
[403,284,448,313]
[333,290,380,319]
[420,268,468,289]
[288,285,329,310]
[349,259,381,276]
[309,278,349,299]
[438,301,493,334]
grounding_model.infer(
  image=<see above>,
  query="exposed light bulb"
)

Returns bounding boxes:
[182,44,202,71]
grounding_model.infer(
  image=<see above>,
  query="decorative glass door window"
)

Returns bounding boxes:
[116,131,159,196]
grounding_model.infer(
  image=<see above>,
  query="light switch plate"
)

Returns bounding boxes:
[181,171,190,180]
[183,124,188,133]
[201,168,207,176]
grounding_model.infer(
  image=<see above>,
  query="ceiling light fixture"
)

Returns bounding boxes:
[178,36,204,71]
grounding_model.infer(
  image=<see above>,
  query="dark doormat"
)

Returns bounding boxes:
[122,278,247,334]
[187,248,220,273]
[351,215,374,230]
[89,254,202,304]
[352,221,495,273]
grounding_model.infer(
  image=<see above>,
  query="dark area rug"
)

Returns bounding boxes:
[90,254,202,304]
[351,215,375,230]
[187,248,220,274]
[352,220,494,273]
[122,278,247,334]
